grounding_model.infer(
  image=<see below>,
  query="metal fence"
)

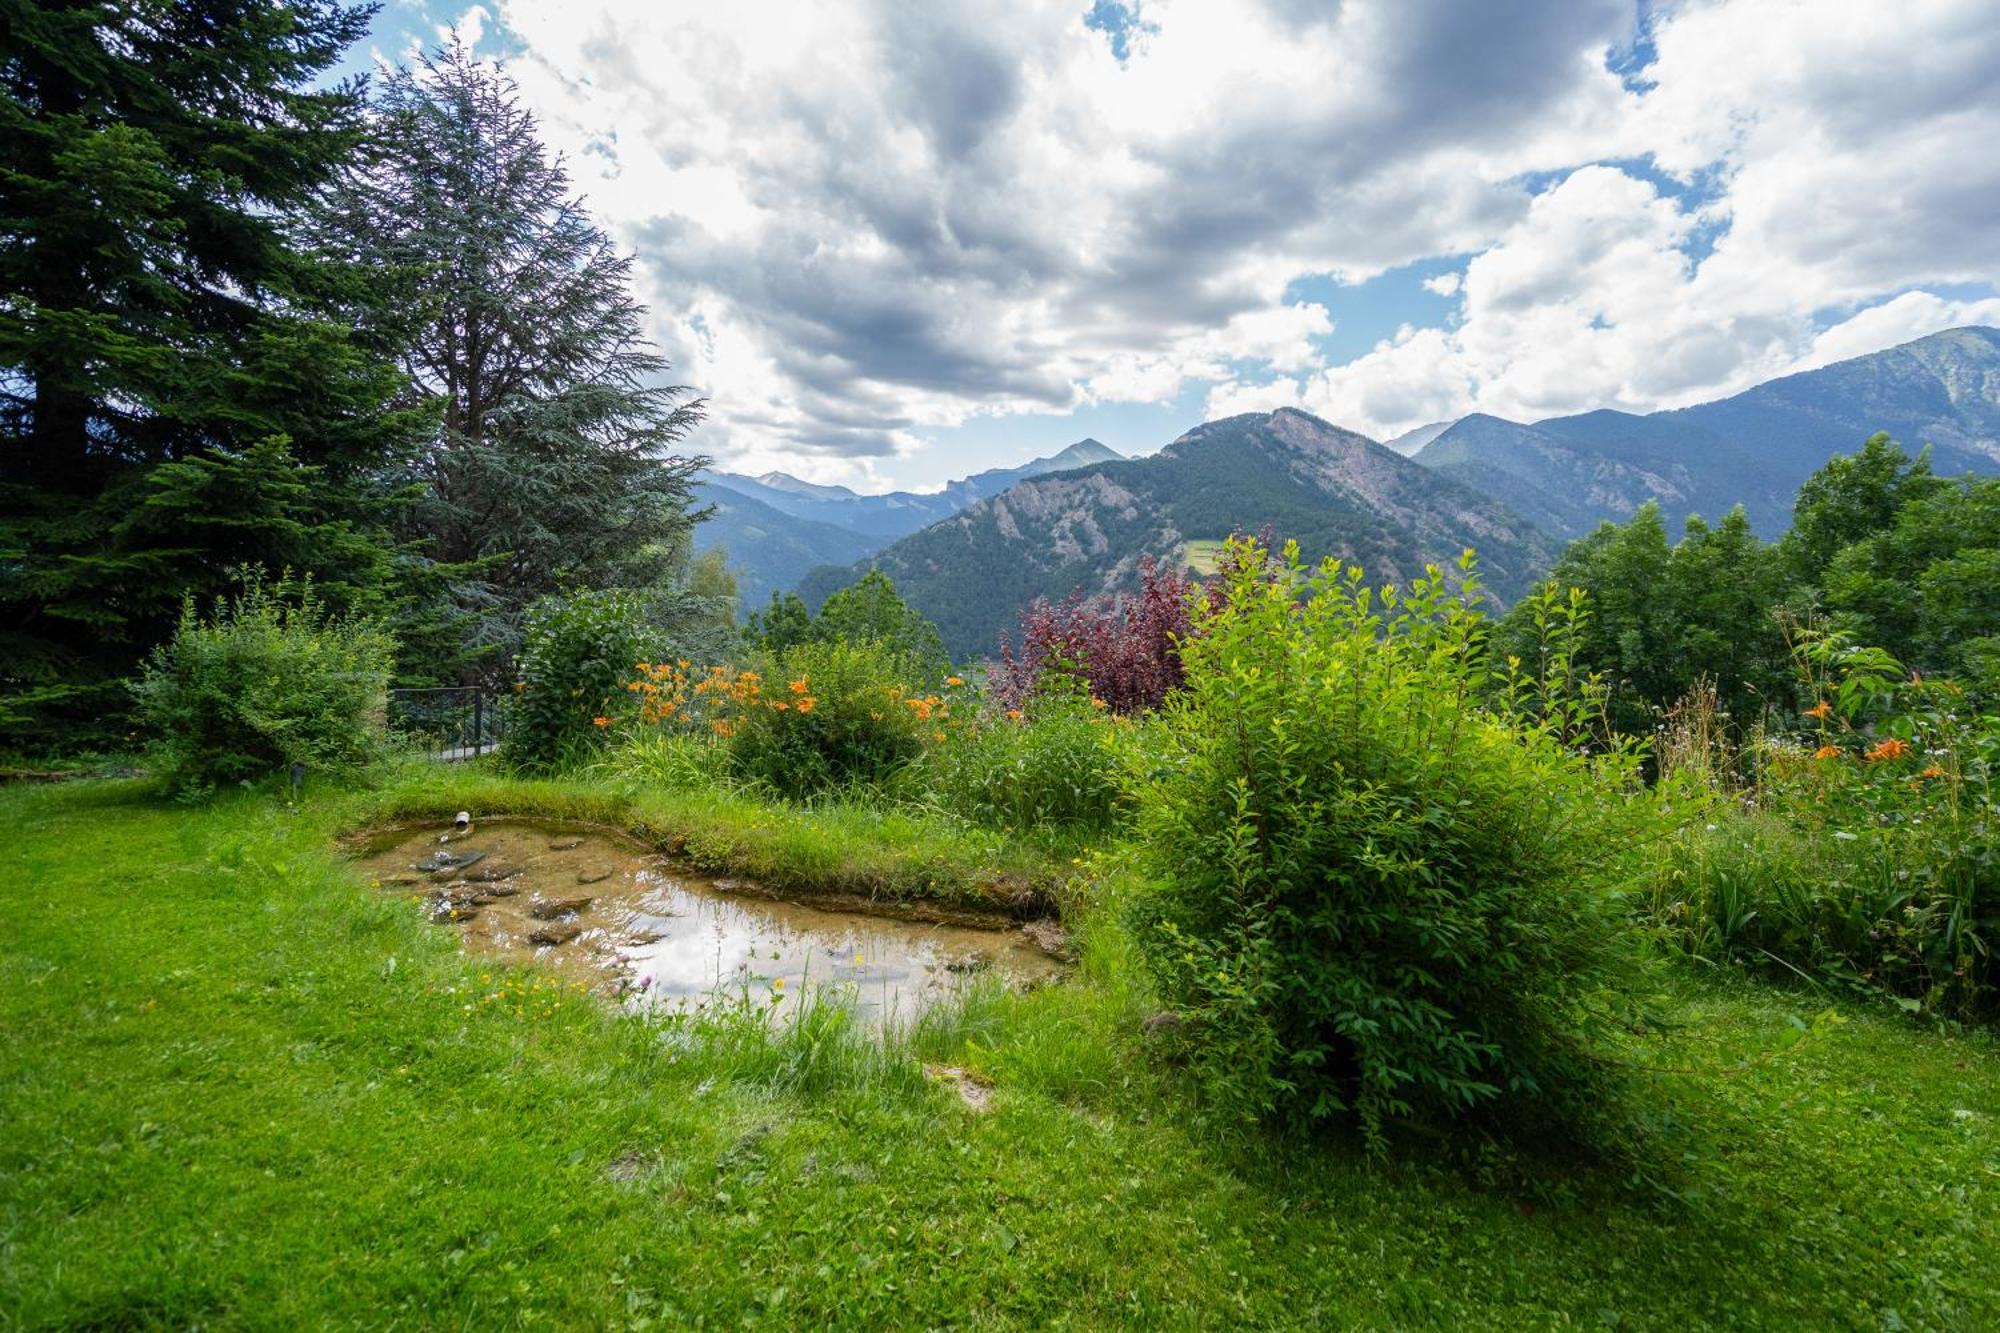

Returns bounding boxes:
[387,687,505,762]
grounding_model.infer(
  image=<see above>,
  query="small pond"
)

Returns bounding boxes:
[352,818,1064,1024]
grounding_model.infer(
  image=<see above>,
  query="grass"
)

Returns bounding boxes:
[4,771,2000,1327]
[1182,539,1227,576]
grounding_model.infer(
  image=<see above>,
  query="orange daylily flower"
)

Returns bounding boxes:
[1922,765,1946,778]
[789,677,810,694]
[591,715,611,728]
[1812,744,1842,760]
[945,675,964,687]
[1005,709,1024,721]
[795,697,816,714]
[1864,737,1911,762]
[1803,700,1832,720]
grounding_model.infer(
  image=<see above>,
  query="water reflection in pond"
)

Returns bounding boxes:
[353,818,1064,1024]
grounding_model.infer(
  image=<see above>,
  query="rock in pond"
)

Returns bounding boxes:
[547,837,584,851]
[462,862,518,884]
[427,897,482,925]
[529,922,583,947]
[416,849,487,875]
[576,869,614,886]
[528,895,593,921]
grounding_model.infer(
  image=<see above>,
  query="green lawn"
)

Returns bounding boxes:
[3,771,1998,1328]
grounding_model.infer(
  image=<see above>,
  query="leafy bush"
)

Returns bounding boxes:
[993,556,1201,714]
[917,676,1126,835]
[724,638,943,797]
[510,590,657,774]
[135,576,393,799]
[1128,539,1653,1145]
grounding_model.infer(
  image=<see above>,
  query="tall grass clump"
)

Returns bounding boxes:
[1127,540,1657,1147]
[135,574,392,800]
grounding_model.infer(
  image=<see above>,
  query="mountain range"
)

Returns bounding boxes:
[796,408,1556,658]
[694,439,1124,606]
[702,325,2000,657]
[1413,326,2000,537]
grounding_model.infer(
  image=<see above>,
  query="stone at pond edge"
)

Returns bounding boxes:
[416,849,487,875]
[1021,918,1070,960]
[547,838,584,851]
[529,922,583,947]
[529,895,594,921]
[576,870,614,885]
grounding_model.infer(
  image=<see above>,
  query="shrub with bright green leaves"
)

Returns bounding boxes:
[1128,538,1656,1147]
[726,638,940,797]
[510,590,657,774]
[134,576,393,800]
[918,675,1127,835]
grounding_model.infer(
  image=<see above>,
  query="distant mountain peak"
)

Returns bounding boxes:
[1047,438,1121,467]
[753,472,860,501]
[1384,420,1455,456]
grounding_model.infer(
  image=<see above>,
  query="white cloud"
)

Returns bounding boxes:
[455,0,2000,476]
[1799,292,2000,373]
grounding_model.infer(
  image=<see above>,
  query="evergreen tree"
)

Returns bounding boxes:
[0,0,417,745]
[317,42,708,676]
[746,592,815,655]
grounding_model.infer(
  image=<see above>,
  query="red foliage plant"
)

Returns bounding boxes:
[992,556,1209,715]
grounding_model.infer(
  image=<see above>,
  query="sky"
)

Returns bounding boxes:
[350,0,2000,493]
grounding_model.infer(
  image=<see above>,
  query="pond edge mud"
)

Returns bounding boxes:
[337,813,1064,936]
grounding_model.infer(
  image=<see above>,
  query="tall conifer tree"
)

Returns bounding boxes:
[317,42,708,670]
[0,0,418,742]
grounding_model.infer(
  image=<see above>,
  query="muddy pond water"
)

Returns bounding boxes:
[352,818,1064,1024]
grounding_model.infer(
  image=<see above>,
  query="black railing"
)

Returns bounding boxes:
[387,687,505,761]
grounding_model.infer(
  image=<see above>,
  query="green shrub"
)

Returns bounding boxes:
[726,638,936,797]
[1128,540,1654,1146]
[134,577,393,800]
[510,590,656,774]
[917,676,1127,834]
